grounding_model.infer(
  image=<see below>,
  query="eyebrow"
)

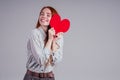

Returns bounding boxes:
[47,13,51,15]
[41,12,51,15]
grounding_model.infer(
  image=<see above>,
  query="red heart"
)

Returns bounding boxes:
[50,14,70,33]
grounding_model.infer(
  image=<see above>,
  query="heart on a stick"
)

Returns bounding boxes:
[50,14,70,33]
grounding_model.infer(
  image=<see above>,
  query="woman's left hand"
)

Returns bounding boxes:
[54,32,64,40]
[52,32,63,52]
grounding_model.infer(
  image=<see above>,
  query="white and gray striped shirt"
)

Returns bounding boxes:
[26,27,64,73]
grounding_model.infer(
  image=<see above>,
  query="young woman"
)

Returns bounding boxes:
[23,6,64,80]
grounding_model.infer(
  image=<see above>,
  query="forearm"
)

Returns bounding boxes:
[52,40,59,52]
[45,39,53,51]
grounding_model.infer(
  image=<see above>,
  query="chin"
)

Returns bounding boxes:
[42,24,49,27]
[40,22,49,26]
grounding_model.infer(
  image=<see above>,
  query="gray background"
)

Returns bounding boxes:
[0,0,120,80]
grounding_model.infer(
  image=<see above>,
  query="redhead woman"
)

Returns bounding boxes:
[23,6,64,80]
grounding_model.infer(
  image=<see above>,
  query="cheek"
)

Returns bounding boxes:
[38,16,41,21]
[48,17,52,22]
[39,16,42,20]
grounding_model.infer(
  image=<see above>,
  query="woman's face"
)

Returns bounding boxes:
[39,8,52,27]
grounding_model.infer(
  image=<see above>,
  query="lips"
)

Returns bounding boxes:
[40,18,48,23]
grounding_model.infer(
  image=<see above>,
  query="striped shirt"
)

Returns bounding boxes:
[26,27,64,73]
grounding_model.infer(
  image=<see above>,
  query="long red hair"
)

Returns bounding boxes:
[36,6,58,28]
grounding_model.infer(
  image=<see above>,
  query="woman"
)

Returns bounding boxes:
[23,6,64,80]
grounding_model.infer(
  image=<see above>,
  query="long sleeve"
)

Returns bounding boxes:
[26,28,64,73]
[52,37,64,64]
[29,30,51,66]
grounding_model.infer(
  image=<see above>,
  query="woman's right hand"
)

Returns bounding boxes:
[48,28,55,40]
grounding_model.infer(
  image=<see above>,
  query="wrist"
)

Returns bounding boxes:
[48,38,53,42]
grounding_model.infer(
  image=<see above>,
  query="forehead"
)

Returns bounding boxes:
[41,8,51,14]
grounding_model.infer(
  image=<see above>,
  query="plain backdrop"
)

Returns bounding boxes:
[0,0,120,80]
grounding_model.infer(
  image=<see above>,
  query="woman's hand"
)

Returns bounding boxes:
[54,32,64,40]
[48,28,55,40]
[52,32,64,52]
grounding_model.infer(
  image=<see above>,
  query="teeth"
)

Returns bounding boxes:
[41,20,45,22]
[41,19,47,22]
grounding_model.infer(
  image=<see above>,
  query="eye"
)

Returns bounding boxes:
[47,13,52,17]
[40,12,44,16]
[47,14,51,17]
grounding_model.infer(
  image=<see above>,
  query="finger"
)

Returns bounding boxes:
[51,28,55,33]
[60,32,64,35]
[51,28,55,31]
[51,28,54,29]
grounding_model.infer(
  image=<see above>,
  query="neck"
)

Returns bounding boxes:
[41,25,48,32]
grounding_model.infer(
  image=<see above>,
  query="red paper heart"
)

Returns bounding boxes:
[50,14,70,33]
